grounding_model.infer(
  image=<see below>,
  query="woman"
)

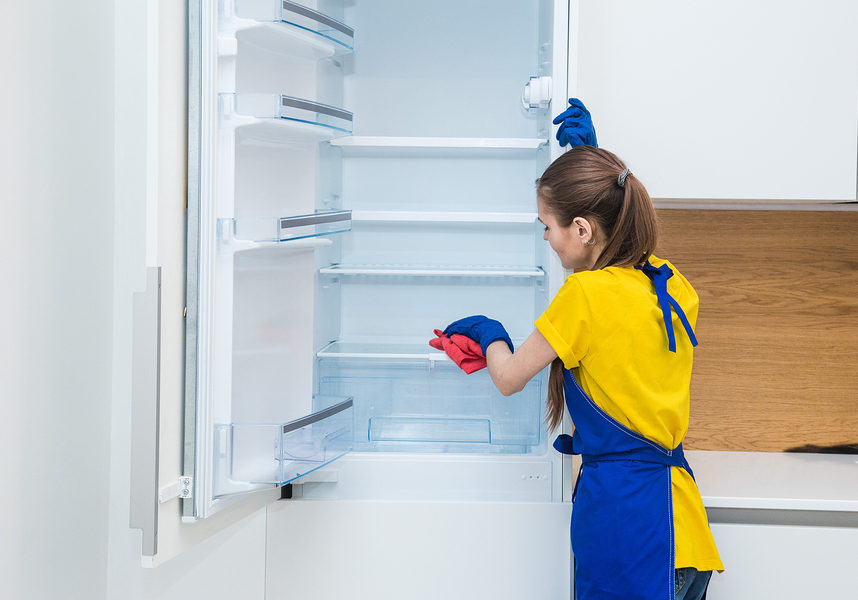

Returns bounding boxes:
[444,133,723,599]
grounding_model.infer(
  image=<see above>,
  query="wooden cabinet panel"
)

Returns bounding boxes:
[657,209,858,451]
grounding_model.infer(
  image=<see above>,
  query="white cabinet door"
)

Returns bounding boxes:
[570,0,858,202]
[708,522,858,598]
[265,500,573,600]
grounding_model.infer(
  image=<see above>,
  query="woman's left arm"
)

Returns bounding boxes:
[485,329,558,396]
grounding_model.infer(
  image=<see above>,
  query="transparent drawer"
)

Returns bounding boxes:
[368,417,491,444]
[213,397,353,496]
[317,344,543,453]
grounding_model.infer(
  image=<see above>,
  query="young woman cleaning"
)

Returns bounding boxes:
[443,118,723,599]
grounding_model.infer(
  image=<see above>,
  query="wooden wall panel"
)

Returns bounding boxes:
[656,209,858,452]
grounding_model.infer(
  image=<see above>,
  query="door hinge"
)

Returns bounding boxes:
[160,477,193,503]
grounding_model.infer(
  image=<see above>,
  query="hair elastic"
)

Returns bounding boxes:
[618,168,631,188]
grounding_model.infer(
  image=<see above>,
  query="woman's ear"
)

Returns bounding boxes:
[571,216,594,242]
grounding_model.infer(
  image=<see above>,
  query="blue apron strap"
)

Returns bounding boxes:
[554,435,585,502]
[553,433,576,455]
[635,261,698,353]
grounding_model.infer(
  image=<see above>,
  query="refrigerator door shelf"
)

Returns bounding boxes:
[275,0,353,51]
[217,213,350,253]
[330,136,547,158]
[317,344,543,453]
[213,396,354,497]
[222,210,352,244]
[350,210,538,224]
[219,1,354,59]
[319,264,545,280]
[222,93,353,143]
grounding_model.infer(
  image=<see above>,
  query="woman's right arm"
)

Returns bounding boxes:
[485,329,558,396]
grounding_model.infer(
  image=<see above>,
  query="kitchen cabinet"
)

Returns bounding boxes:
[707,523,858,597]
[693,451,858,599]
[570,0,858,203]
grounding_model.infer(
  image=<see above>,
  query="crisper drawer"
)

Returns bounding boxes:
[317,343,543,453]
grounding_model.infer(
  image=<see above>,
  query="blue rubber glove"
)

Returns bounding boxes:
[443,315,514,355]
[553,98,598,148]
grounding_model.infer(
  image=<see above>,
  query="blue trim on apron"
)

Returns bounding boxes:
[554,261,698,600]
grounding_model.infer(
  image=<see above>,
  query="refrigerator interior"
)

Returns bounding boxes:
[187,0,563,518]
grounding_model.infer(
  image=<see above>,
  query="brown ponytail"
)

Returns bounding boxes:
[592,170,658,270]
[546,358,567,432]
[537,146,659,431]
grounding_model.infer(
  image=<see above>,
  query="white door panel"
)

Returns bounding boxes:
[266,500,573,600]
[708,522,858,598]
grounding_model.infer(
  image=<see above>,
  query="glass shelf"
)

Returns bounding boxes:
[316,342,541,452]
[319,264,545,280]
[330,136,548,157]
[317,341,529,362]
[350,210,538,224]
[222,93,353,141]
[213,397,354,493]
[318,341,453,361]
[221,1,354,59]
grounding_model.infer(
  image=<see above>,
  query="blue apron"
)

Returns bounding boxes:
[553,261,699,600]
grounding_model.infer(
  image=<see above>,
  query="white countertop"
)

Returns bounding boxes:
[687,450,858,512]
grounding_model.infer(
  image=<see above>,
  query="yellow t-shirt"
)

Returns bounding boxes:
[534,255,724,572]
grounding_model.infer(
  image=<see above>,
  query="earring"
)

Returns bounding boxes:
[583,237,595,247]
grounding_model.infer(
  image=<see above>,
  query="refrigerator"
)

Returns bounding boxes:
[178,0,574,594]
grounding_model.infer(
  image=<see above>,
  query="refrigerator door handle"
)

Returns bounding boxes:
[129,267,162,558]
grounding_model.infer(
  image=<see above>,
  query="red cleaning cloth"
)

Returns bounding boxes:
[429,329,487,374]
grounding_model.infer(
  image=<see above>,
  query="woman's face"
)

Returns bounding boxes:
[537,196,599,271]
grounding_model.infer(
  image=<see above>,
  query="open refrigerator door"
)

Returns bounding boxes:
[185,0,570,520]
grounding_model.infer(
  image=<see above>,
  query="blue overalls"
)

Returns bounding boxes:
[553,261,699,600]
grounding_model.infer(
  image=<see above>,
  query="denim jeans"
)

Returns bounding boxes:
[675,567,712,600]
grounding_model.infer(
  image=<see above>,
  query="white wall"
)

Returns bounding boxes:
[0,2,115,599]
[0,1,267,599]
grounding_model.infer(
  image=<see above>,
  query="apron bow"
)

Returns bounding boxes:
[635,261,698,353]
